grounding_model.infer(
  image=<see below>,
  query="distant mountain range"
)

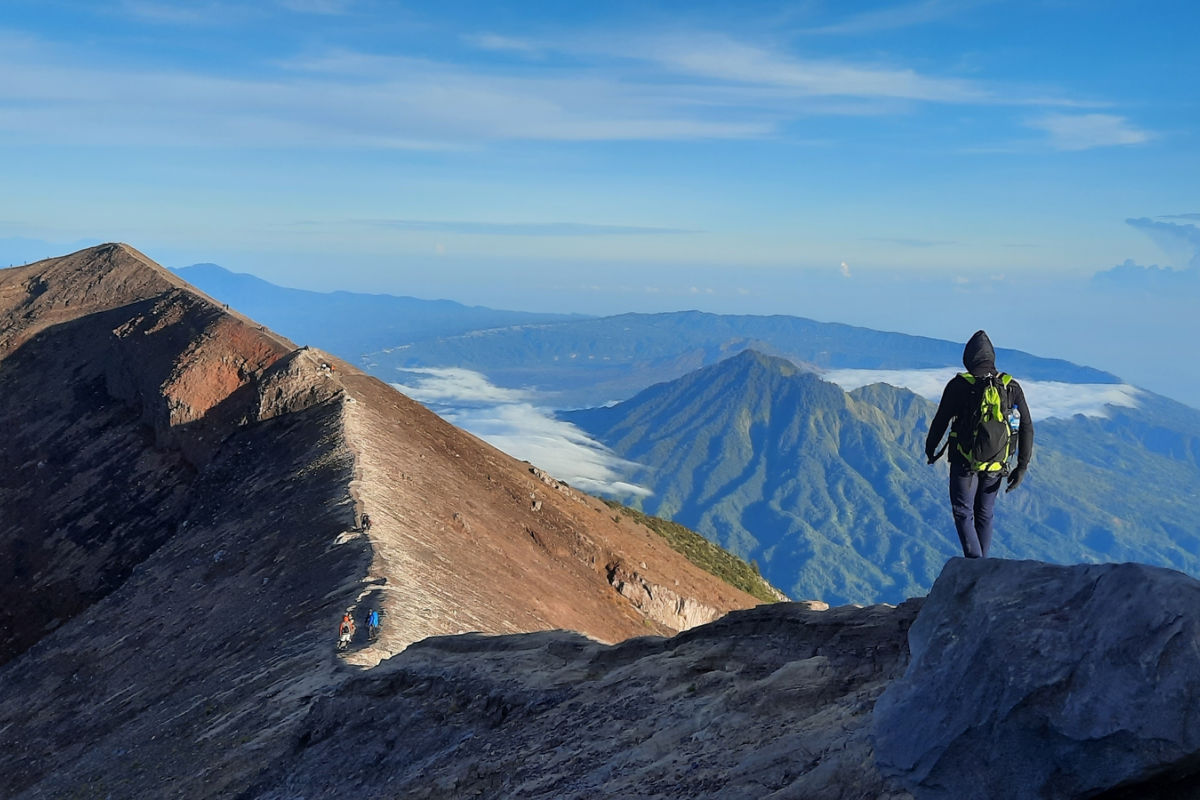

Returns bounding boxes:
[564,350,1200,605]
[371,310,1119,408]
[174,263,581,358]
[177,262,1120,409]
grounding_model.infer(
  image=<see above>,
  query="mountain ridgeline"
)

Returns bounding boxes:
[174,263,581,359]
[564,350,1200,605]
[0,245,767,798]
[174,263,1117,410]
[372,310,1119,408]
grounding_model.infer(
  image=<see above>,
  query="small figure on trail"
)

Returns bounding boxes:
[925,330,1034,559]
[367,608,380,641]
[359,512,372,533]
[337,612,356,651]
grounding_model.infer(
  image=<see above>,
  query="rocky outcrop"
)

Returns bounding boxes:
[249,558,1200,800]
[252,600,922,800]
[874,558,1200,800]
[607,561,726,630]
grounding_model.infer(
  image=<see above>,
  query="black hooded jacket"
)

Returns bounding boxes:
[925,330,1034,470]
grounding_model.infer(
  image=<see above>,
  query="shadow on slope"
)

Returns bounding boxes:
[0,286,372,797]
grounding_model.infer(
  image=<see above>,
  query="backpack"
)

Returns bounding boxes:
[953,372,1015,473]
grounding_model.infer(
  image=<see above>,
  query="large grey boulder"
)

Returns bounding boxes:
[873,558,1200,800]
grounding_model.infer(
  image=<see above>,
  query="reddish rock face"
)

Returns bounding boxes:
[0,244,762,797]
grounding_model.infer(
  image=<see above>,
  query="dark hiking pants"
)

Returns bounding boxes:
[949,464,1003,558]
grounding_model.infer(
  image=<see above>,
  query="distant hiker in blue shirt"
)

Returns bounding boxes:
[926,330,1034,558]
[367,609,380,639]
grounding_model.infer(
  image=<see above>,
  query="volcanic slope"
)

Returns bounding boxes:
[0,244,762,798]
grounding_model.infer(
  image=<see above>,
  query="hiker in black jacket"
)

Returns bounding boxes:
[926,330,1034,558]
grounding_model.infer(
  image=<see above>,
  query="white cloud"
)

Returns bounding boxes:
[1127,217,1200,269]
[391,368,651,497]
[822,367,1142,420]
[276,0,352,13]
[627,33,990,103]
[803,0,993,35]
[118,1,226,24]
[465,33,542,55]
[1027,113,1152,151]
[1021,380,1142,419]
[823,368,952,403]
[0,38,770,148]
[392,367,532,406]
[0,24,1103,150]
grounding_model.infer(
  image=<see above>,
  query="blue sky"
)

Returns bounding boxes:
[2,1,1198,401]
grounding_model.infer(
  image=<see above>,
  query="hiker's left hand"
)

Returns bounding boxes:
[1006,465,1026,492]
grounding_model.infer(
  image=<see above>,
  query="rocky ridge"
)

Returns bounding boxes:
[0,244,762,797]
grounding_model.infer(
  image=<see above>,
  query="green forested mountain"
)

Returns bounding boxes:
[563,350,1200,605]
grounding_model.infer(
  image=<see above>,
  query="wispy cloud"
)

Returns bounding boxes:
[1027,113,1153,151]
[0,38,771,148]
[822,367,1142,419]
[1159,213,1200,222]
[626,33,991,103]
[392,368,651,497]
[801,0,994,36]
[860,236,957,247]
[116,0,247,25]
[464,33,543,55]
[0,21,1138,150]
[360,219,699,236]
[276,0,353,13]
[1092,258,1198,290]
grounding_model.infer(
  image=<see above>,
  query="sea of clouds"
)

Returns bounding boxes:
[391,368,651,498]
[821,368,1142,419]
[394,365,1144,497]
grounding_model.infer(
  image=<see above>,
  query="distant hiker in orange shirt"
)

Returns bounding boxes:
[337,612,355,650]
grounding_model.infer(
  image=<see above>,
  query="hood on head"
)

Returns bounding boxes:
[963,330,997,373]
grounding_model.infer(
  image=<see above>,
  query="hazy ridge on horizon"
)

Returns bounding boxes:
[2,244,1192,408]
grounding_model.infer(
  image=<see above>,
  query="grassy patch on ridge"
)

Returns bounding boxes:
[604,499,786,604]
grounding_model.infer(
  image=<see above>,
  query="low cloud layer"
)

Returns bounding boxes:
[395,365,1141,493]
[391,368,651,498]
[822,368,1142,419]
